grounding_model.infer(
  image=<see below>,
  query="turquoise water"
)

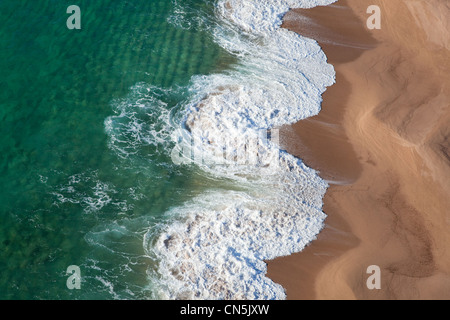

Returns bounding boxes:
[0,0,235,299]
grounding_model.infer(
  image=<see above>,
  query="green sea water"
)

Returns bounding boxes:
[0,0,234,299]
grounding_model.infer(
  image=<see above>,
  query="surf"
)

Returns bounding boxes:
[144,0,337,300]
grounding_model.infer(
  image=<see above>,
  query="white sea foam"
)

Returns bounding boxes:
[145,0,337,299]
[104,83,174,160]
[51,171,132,214]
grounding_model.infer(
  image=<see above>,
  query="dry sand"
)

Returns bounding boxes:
[266,0,450,300]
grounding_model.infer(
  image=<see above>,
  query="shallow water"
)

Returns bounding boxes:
[0,0,234,299]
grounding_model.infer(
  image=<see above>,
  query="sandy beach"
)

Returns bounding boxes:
[267,0,450,299]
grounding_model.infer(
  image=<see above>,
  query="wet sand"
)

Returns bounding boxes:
[266,0,450,299]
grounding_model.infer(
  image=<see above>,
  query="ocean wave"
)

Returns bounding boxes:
[104,83,176,161]
[144,0,337,300]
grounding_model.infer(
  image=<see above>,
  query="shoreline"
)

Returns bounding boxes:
[267,0,450,299]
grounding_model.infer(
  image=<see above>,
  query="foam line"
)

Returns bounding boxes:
[146,0,337,300]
